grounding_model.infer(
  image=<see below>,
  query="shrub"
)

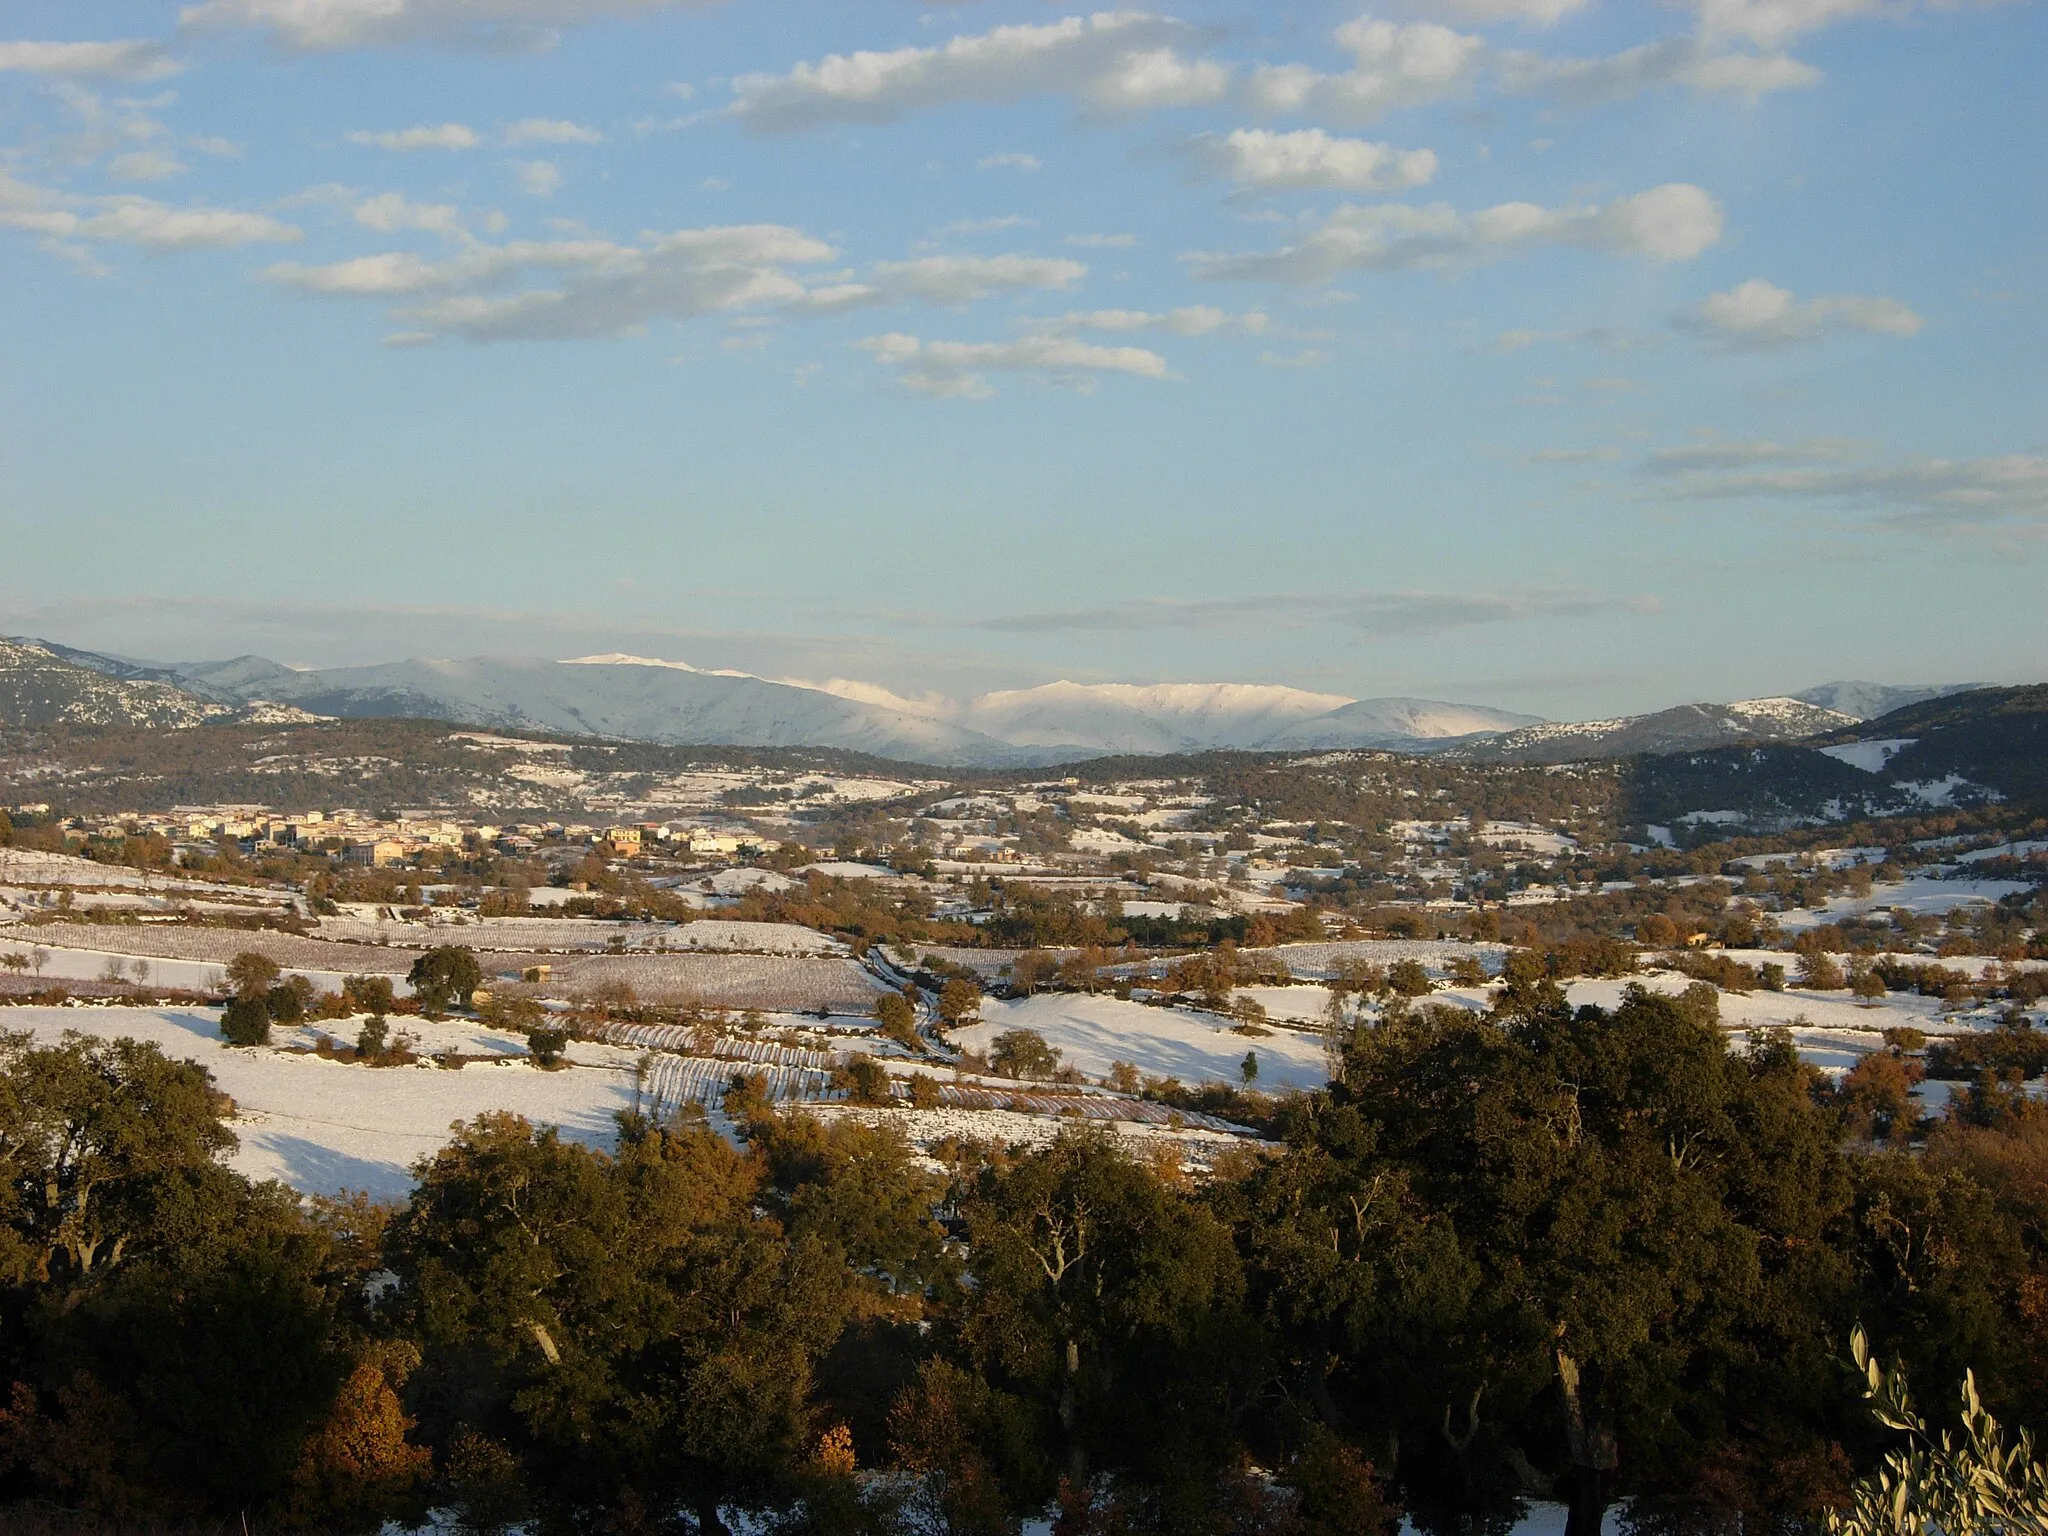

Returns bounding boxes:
[989,1028,1058,1081]
[226,950,281,1002]
[356,1016,389,1061]
[1386,959,1433,998]
[220,997,272,1047]
[873,990,920,1051]
[839,1055,893,1105]
[525,1024,571,1068]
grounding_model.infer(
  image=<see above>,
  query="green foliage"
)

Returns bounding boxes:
[840,1055,893,1105]
[343,973,396,1015]
[265,979,308,1024]
[989,1029,1058,1082]
[407,944,481,1016]
[356,1015,390,1060]
[955,1132,1254,1501]
[220,995,271,1047]
[385,1112,854,1533]
[874,990,920,1050]
[1827,1326,2048,1536]
[938,977,983,1028]
[225,949,280,1002]
[525,1022,571,1067]
[1385,959,1433,998]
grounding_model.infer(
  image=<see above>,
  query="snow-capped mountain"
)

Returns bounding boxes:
[11,639,1989,770]
[957,680,1355,754]
[91,651,1546,763]
[1261,696,1543,749]
[1792,680,1978,721]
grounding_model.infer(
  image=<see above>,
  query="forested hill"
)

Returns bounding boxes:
[1611,685,2048,833]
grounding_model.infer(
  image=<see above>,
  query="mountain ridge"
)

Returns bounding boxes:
[0,638,2008,770]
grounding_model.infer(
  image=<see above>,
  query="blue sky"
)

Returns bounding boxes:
[0,0,2042,717]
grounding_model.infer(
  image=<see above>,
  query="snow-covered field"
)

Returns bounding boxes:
[0,1006,642,1202]
[2,923,415,973]
[670,919,846,954]
[954,993,1329,1092]
[1777,876,2033,931]
[315,914,680,951]
[0,943,412,997]
[553,953,885,1010]
[1239,939,1509,978]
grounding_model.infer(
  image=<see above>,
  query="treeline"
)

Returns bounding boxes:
[4,990,2048,1536]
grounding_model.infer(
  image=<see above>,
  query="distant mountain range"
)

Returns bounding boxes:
[0,638,230,730]
[0,636,1991,769]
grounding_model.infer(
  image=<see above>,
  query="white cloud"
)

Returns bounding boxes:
[860,330,1171,399]
[0,40,182,80]
[728,13,1226,133]
[0,170,301,252]
[869,252,1086,305]
[178,0,701,52]
[352,190,468,237]
[1258,348,1332,367]
[1030,306,1266,336]
[514,159,565,197]
[1186,127,1437,192]
[504,117,603,145]
[108,149,188,182]
[1087,47,1231,110]
[265,223,842,342]
[1250,13,1817,122]
[1692,0,1885,47]
[936,214,1037,236]
[1677,277,1924,348]
[1498,36,1820,106]
[978,152,1042,171]
[263,251,450,295]
[187,135,243,157]
[346,123,480,151]
[1533,445,1622,462]
[1065,232,1137,248]
[1247,18,1485,124]
[1188,182,1723,284]
[1403,0,1589,22]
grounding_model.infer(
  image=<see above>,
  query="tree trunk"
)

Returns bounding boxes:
[1555,1350,1615,1536]
[697,1496,730,1536]
[1059,1337,1086,1487]
[1563,1469,1608,1536]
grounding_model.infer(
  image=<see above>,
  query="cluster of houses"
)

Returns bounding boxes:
[14,803,761,872]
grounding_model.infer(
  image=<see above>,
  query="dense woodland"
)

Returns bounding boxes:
[3,976,2047,1536]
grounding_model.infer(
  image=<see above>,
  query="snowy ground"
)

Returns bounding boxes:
[1777,875,2033,931]
[955,993,1329,1092]
[671,919,846,954]
[0,1006,642,1202]
[4,943,416,997]
[1239,939,1509,978]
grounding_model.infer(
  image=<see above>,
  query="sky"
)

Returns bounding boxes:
[0,0,2043,720]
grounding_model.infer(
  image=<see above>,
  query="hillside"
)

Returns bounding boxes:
[1460,696,1856,765]
[1616,685,2048,834]
[0,638,229,730]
